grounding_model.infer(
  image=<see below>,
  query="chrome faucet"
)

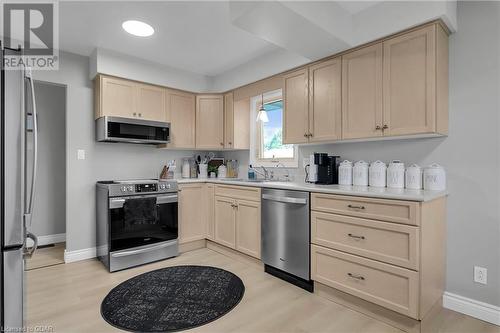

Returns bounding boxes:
[249,165,269,180]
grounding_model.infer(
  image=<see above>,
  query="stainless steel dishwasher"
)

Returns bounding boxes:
[261,188,313,291]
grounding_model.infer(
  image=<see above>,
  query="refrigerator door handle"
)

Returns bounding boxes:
[23,231,38,259]
[25,68,38,227]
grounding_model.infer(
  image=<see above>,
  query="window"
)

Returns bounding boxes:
[250,89,298,168]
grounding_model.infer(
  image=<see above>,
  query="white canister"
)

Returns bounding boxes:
[405,164,423,190]
[338,160,353,186]
[387,160,405,189]
[369,160,387,187]
[424,163,446,191]
[199,163,208,179]
[353,160,369,186]
[181,158,190,178]
[218,165,227,178]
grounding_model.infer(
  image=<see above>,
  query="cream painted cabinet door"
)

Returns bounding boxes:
[342,44,383,139]
[232,99,250,149]
[137,84,166,121]
[165,90,196,148]
[383,25,436,136]
[308,58,342,142]
[235,200,261,259]
[224,92,234,149]
[100,76,136,119]
[178,184,206,244]
[205,184,215,240]
[283,68,309,144]
[196,95,224,149]
[214,196,236,248]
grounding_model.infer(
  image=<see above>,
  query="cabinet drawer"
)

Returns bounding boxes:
[215,185,261,202]
[311,245,419,318]
[311,193,419,225]
[311,212,419,270]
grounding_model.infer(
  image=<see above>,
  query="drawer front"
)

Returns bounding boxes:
[311,245,419,318]
[311,193,419,225]
[311,212,419,270]
[215,185,261,202]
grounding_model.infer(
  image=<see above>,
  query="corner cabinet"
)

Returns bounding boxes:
[213,185,261,259]
[163,89,196,149]
[94,75,166,122]
[196,95,224,149]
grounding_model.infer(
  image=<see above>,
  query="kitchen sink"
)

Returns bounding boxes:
[219,178,269,183]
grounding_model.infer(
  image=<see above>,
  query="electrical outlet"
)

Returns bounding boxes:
[302,158,309,168]
[77,149,85,160]
[474,266,487,285]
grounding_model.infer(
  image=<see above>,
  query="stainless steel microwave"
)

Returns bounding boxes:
[96,116,170,145]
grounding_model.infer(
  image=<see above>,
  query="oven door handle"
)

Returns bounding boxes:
[157,194,178,204]
[111,242,173,258]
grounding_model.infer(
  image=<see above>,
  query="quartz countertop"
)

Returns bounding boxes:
[176,178,448,202]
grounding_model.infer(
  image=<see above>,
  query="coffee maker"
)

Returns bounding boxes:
[307,153,340,184]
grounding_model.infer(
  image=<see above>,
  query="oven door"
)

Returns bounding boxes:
[108,193,178,252]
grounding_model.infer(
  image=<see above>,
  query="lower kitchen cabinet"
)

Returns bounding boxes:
[178,184,206,243]
[235,199,261,259]
[213,185,262,259]
[214,195,236,248]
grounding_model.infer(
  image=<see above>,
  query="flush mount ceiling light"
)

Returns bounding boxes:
[122,20,154,37]
[256,94,269,123]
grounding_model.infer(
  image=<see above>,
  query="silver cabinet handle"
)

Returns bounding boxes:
[262,194,307,204]
[347,272,365,280]
[111,242,171,258]
[375,125,382,130]
[23,231,38,259]
[348,233,365,240]
[348,204,365,210]
[383,124,389,129]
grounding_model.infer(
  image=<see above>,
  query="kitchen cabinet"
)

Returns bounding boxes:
[214,195,236,248]
[178,184,206,244]
[196,95,224,149]
[224,93,250,150]
[342,44,383,139]
[213,185,261,259]
[283,68,309,144]
[205,183,215,240]
[383,24,448,136]
[94,75,167,122]
[136,83,166,121]
[308,58,342,142]
[164,89,196,149]
[235,200,261,258]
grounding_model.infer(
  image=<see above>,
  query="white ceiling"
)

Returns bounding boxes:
[59,1,279,76]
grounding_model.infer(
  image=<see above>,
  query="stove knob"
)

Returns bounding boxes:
[160,184,165,190]
[166,184,171,189]
[128,186,134,192]
[121,186,127,192]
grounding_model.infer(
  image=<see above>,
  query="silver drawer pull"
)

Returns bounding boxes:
[347,273,365,280]
[348,233,365,240]
[348,204,365,210]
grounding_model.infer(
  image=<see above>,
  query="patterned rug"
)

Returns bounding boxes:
[101,265,245,332]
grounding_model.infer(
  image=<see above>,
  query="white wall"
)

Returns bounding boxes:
[225,1,500,307]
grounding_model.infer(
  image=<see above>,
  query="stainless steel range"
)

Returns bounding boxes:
[96,179,178,272]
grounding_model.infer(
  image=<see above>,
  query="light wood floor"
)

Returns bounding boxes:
[25,242,65,271]
[26,247,499,333]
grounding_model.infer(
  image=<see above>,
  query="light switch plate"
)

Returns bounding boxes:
[474,266,487,285]
[77,149,85,160]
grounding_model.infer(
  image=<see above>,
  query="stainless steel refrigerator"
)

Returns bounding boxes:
[1,44,38,330]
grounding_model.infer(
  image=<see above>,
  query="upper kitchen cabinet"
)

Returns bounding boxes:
[196,95,224,149]
[383,24,448,136]
[308,57,342,142]
[163,89,196,149]
[283,68,309,144]
[94,75,167,122]
[136,83,166,122]
[342,44,383,139]
[95,75,136,119]
[224,93,250,150]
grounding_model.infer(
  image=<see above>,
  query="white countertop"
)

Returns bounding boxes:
[176,178,448,202]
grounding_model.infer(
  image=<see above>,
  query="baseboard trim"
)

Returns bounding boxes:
[443,292,500,326]
[27,233,65,247]
[64,247,96,263]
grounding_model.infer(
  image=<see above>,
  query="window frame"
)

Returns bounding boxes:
[249,89,298,168]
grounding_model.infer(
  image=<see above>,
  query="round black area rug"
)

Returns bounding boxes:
[101,265,245,332]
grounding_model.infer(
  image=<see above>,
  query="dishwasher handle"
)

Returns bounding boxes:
[262,194,307,205]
